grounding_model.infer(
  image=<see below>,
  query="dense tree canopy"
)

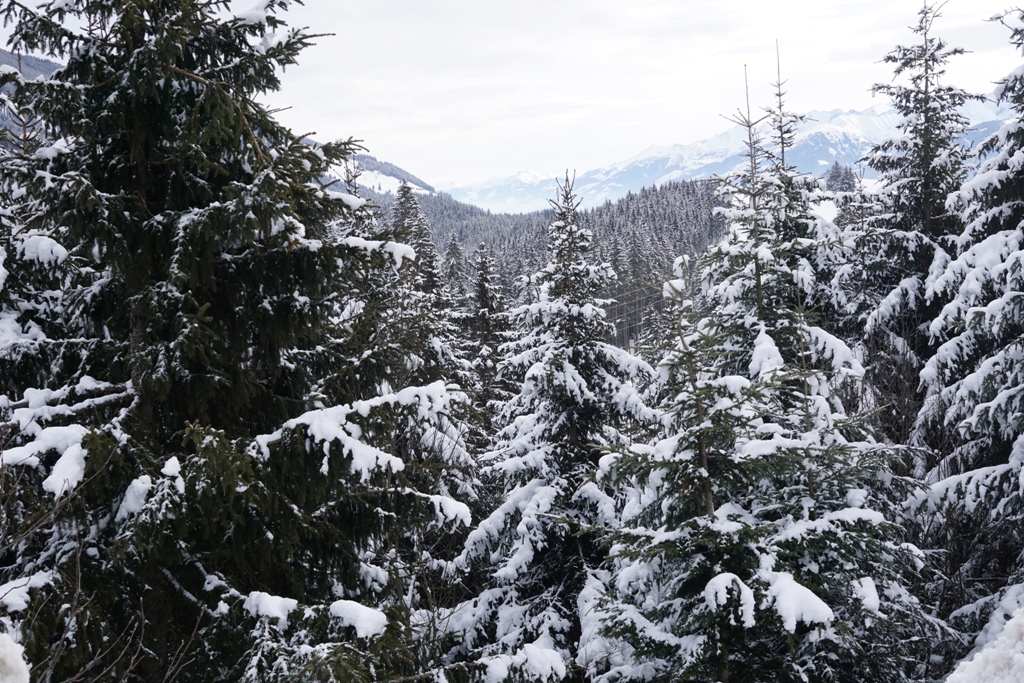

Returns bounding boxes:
[2,3,1024,683]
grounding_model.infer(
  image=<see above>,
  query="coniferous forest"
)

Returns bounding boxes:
[2,2,1024,682]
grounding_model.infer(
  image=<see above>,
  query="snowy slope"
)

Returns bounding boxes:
[356,168,423,196]
[446,100,1010,214]
[351,154,435,196]
[947,606,1024,683]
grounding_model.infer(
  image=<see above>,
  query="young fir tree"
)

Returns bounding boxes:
[0,51,43,157]
[380,180,472,390]
[852,2,979,451]
[442,233,470,304]
[0,3,475,681]
[907,9,1024,668]
[599,81,948,683]
[465,242,515,438]
[448,177,657,682]
[391,179,442,295]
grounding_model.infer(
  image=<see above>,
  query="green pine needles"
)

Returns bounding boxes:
[0,2,476,681]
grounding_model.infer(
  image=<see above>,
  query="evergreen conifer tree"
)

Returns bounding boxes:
[443,233,469,302]
[449,177,656,682]
[465,242,515,435]
[391,180,442,295]
[823,162,857,195]
[0,3,475,681]
[907,8,1024,666]
[599,81,948,683]
[853,2,979,449]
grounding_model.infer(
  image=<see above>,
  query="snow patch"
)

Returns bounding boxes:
[41,442,87,497]
[329,600,388,638]
[17,234,68,266]
[853,577,881,614]
[846,488,868,508]
[764,571,834,633]
[161,456,181,477]
[339,235,416,269]
[234,0,273,25]
[116,475,153,521]
[749,327,784,378]
[243,591,298,628]
[162,456,185,494]
[0,572,53,613]
[704,573,755,627]
[0,633,29,683]
[948,606,1024,683]
[2,424,88,472]
[326,190,367,210]
[506,643,567,681]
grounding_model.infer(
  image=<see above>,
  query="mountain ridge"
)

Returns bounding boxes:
[438,99,1011,213]
[5,44,1002,217]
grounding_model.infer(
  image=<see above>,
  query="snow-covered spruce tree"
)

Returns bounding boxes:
[0,2,475,681]
[823,162,857,196]
[351,180,478,639]
[443,233,469,305]
[392,179,442,295]
[465,242,515,440]
[822,163,875,245]
[819,165,887,328]
[377,179,472,394]
[598,87,948,683]
[448,177,657,682]
[907,9,1024,667]
[441,233,477,366]
[850,2,979,450]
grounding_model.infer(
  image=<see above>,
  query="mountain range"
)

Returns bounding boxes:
[424,98,1010,214]
[0,47,1009,217]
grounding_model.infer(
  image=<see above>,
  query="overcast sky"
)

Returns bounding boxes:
[259,1,1019,187]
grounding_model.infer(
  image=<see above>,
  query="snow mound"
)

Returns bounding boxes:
[765,571,834,633]
[948,606,1024,683]
[115,476,153,521]
[704,573,756,627]
[329,600,388,638]
[0,633,29,683]
[0,572,53,613]
[243,591,297,628]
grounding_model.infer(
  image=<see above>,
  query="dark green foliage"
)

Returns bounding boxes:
[449,177,656,682]
[599,82,950,683]
[905,10,1024,676]
[464,242,515,436]
[391,180,442,295]
[850,2,979,453]
[824,162,857,195]
[0,2,475,681]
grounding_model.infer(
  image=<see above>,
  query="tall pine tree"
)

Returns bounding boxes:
[854,2,979,452]
[0,3,475,681]
[908,8,1024,670]
[449,177,656,682]
[600,78,948,683]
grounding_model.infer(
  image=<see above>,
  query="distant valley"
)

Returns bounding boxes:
[369,98,1009,214]
[0,47,1008,216]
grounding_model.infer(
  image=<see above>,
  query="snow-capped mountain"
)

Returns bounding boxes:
[351,154,436,196]
[445,100,1011,214]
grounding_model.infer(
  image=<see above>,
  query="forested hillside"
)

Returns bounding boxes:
[370,179,723,349]
[2,2,1024,683]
